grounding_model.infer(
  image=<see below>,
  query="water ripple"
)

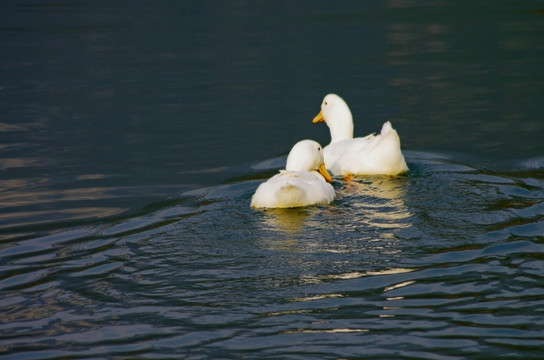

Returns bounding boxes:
[1,152,544,358]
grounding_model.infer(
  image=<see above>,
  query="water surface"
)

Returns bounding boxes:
[1,1,544,359]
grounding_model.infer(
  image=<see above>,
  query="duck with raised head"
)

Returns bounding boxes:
[312,93,408,176]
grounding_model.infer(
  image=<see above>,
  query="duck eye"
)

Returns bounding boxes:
[324,101,328,106]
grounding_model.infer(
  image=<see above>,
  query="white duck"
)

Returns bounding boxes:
[251,140,335,208]
[312,93,408,176]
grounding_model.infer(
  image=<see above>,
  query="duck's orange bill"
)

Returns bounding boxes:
[312,111,324,123]
[318,163,332,183]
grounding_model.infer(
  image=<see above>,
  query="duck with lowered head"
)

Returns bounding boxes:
[251,139,335,208]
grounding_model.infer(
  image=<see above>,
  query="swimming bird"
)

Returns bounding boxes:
[251,140,335,208]
[312,93,408,176]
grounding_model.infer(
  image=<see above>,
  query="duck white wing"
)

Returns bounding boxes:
[324,121,408,176]
[251,170,334,209]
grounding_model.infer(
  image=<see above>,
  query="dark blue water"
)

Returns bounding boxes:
[1,1,544,359]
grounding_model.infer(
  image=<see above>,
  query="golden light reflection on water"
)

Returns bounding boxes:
[0,184,124,207]
[292,293,344,302]
[288,268,415,302]
[336,176,413,230]
[258,176,413,236]
[0,176,128,230]
[255,177,415,261]
[283,328,369,334]
[384,280,416,292]
[380,280,417,318]
[325,267,415,280]
[282,269,417,322]
[0,207,125,230]
[260,207,313,233]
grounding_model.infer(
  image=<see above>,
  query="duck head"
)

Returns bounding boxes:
[312,93,354,143]
[286,139,332,183]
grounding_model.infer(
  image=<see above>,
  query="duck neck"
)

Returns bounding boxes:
[328,113,354,143]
